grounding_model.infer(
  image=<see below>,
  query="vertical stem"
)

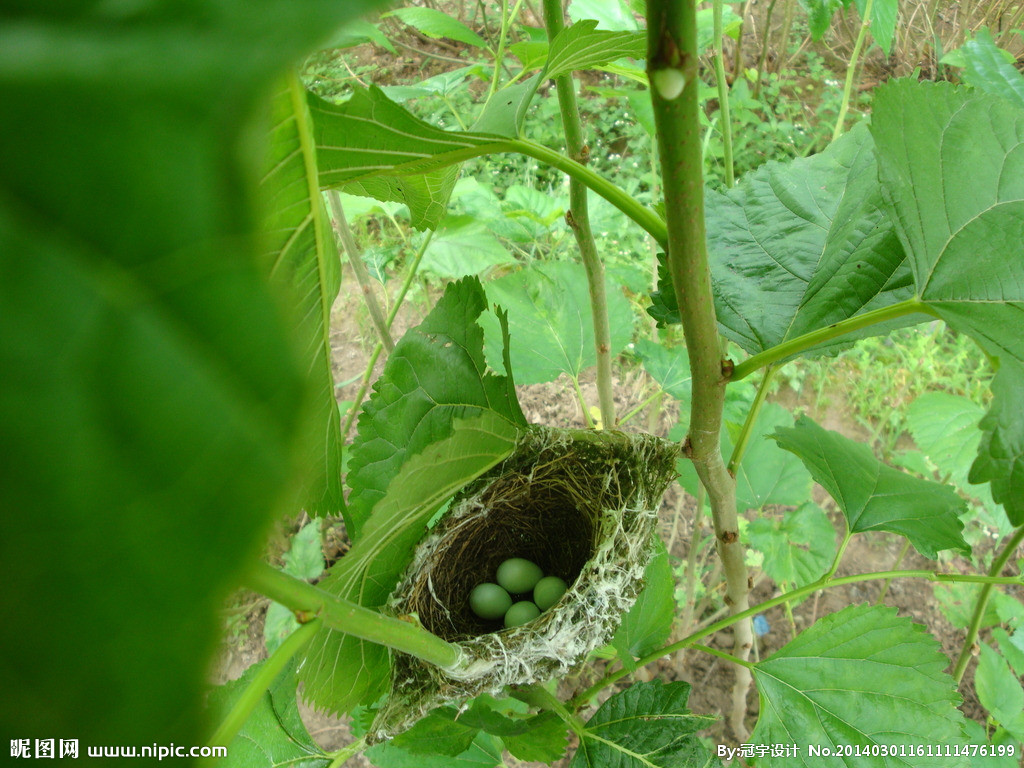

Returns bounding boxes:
[542,0,617,427]
[713,0,735,187]
[832,0,874,141]
[753,0,778,98]
[952,526,1024,683]
[327,192,395,352]
[648,0,752,739]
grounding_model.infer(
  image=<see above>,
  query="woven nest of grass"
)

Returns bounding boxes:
[369,425,679,741]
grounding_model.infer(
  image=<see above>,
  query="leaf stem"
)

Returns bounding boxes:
[951,525,1024,683]
[512,684,587,736]
[511,138,669,247]
[832,0,873,141]
[712,0,735,187]
[543,0,617,428]
[727,364,777,473]
[206,616,323,749]
[730,298,934,382]
[327,192,394,352]
[691,642,753,669]
[326,737,367,768]
[825,530,852,580]
[242,562,463,669]
[570,567,1024,708]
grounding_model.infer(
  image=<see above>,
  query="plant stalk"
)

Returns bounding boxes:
[327,192,394,352]
[727,364,777,473]
[832,0,874,141]
[206,616,322,749]
[648,0,752,739]
[730,298,935,382]
[712,0,735,187]
[951,525,1024,683]
[543,0,617,428]
[243,561,462,670]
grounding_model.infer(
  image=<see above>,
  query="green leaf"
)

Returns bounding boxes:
[311,87,494,229]
[747,503,835,588]
[546,20,645,81]
[366,731,504,768]
[209,658,330,768]
[772,416,970,559]
[871,80,1024,523]
[994,628,1024,677]
[0,0,385,749]
[798,0,844,40]
[611,540,676,666]
[968,362,1024,526]
[284,521,326,581]
[472,73,545,138]
[480,261,633,385]
[301,411,519,714]
[346,277,526,534]
[651,124,917,357]
[391,707,480,756]
[386,7,488,49]
[567,0,640,31]
[734,403,814,510]
[948,28,1024,110]
[856,0,898,56]
[263,74,344,516]
[264,600,301,654]
[906,393,986,491]
[751,605,970,767]
[420,217,516,279]
[976,644,1024,742]
[390,700,569,763]
[327,18,397,54]
[634,338,693,402]
[264,522,327,652]
[569,680,715,768]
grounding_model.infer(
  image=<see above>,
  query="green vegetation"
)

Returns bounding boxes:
[4,1,1024,767]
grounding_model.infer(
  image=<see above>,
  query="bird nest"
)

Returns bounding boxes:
[369,425,679,741]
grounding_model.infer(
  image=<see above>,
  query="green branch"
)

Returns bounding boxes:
[730,298,935,382]
[207,616,323,749]
[242,561,463,670]
[832,0,874,141]
[952,525,1024,683]
[712,0,734,187]
[727,364,776,473]
[543,0,616,428]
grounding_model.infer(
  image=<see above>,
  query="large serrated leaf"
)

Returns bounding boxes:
[545,20,645,80]
[772,416,970,559]
[650,124,918,357]
[346,277,525,535]
[310,87,496,229]
[209,657,330,768]
[751,605,970,767]
[300,412,519,715]
[569,680,715,768]
[262,72,345,517]
[871,80,1024,524]
[479,261,634,385]
[0,0,384,749]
